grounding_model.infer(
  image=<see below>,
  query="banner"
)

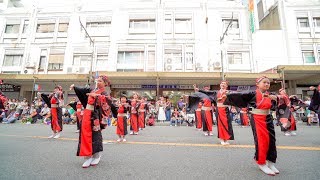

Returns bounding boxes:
[249,0,255,33]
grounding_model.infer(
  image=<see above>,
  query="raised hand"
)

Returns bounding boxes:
[310,86,315,91]
[70,84,75,90]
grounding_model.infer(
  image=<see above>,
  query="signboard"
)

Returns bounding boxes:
[249,0,255,33]
[0,83,21,92]
[111,84,195,89]
[34,84,42,91]
[230,86,255,91]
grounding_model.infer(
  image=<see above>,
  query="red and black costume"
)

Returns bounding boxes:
[276,94,296,132]
[224,89,277,165]
[138,102,148,129]
[309,88,320,124]
[41,91,63,132]
[195,103,202,129]
[116,103,128,136]
[69,101,83,131]
[73,86,115,157]
[216,90,234,141]
[129,99,139,133]
[0,91,7,114]
[240,108,249,126]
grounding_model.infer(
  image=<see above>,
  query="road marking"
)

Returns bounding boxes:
[0,134,320,151]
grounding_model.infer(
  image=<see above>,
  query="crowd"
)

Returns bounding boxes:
[0,97,78,125]
[0,94,319,127]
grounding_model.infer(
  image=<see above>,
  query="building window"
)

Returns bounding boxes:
[297,18,309,28]
[86,22,111,35]
[164,14,173,34]
[48,49,64,70]
[38,49,47,70]
[222,19,239,30]
[146,46,156,72]
[175,18,192,34]
[3,55,23,66]
[96,54,108,67]
[129,19,155,31]
[36,23,55,33]
[5,24,20,33]
[22,20,29,34]
[117,51,144,72]
[228,53,242,64]
[313,17,320,28]
[73,54,91,66]
[302,51,315,63]
[58,23,68,32]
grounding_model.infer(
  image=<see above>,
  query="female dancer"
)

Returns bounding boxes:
[129,93,140,135]
[39,86,63,139]
[116,95,129,142]
[224,76,279,176]
[70,75,113,168]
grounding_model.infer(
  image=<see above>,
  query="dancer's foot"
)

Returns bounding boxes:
[53,132,60,139]
[48,133,56,138]
[90,153,101,166]
[284,132,291,136]
[82,157,93,168]
[267,161,279,174]
[258,164,275,176]
[290,131,297,136]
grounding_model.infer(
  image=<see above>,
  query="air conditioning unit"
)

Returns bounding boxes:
[72,67,80,73]
[23,68,35,74]
[25,62,35,68]
[213,61,222,69]
[67,67,73,74]
[195,63,203,72]
[164,57,174,71]
[79,67,89,74]
[165,64,173,71]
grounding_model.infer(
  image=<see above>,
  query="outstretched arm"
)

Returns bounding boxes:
[223,91,255,108]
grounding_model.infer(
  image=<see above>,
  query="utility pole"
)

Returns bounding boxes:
[220,13,234,81]
[79,17,95,85]
[30,76,38,104]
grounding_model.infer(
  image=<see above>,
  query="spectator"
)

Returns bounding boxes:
[39,104,50,120]
[8,99,17,112]
[63,110,72,124]
[177,97,185,110]
[0,110,6,123]
[171,107,181,126]
[29,104,39,124]
[305,97,312,126]
[165,98,172,122]
[2,110,19,124]
[180,107,189,125]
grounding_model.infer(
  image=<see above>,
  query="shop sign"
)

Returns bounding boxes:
[0,83,21,92]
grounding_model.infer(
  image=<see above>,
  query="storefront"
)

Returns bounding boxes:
[0,83,21,99]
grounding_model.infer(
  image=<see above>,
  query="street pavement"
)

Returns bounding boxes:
[0,123,319,180]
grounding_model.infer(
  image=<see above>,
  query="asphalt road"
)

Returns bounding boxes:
[0,123,319,180]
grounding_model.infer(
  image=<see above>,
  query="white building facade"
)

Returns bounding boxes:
[0,0,255,76]
[255,0,320,72]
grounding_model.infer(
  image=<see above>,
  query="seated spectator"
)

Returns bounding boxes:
[0,110,6,123]
[29,107,38,124]
[63,110,72,124]
[171,107,181,126]
[180,107,193,126]
[43,112,51,125]
[39,104,50,119]
[2,110,19,124]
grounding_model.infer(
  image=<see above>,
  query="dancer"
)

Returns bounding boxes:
[69,100,83,133]
[129,93,140,135]
[39,86,63,139]
[214,81,234,145]
[138,97,148,130]
[0,91,8,112]
[276,89,297,136]
[70,75,114,168]
[193,85,214,136]
[116,95,129,142]
[239,108,249,127]
[309,83,320,126]
[195,102,202,130]
[224,76,279,176]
